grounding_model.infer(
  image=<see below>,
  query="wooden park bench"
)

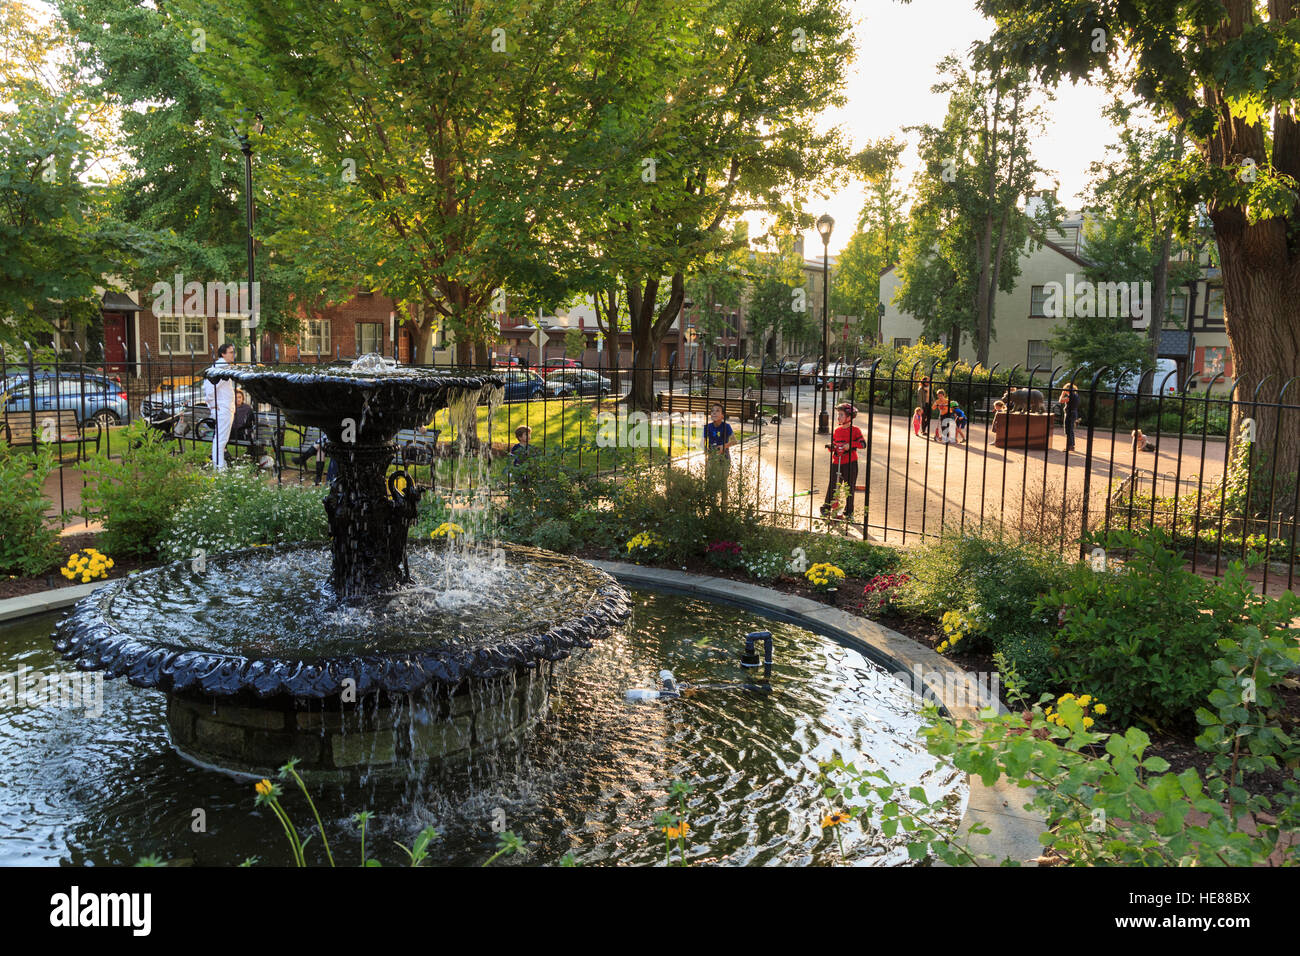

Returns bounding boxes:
[657,391,758,423]
[703,385,791,419]
[1,408,102,460]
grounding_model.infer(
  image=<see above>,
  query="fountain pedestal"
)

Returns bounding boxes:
[321,438,423,597]
[52,359,631,778]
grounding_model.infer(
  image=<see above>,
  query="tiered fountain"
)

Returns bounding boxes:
[53,357,631,779]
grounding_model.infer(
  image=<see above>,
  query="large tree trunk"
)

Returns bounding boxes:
[1213,211,1300,479]
[595,288,622,393]
[625,271,685,412]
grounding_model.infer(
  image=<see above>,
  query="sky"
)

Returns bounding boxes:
[799,0,1117,256]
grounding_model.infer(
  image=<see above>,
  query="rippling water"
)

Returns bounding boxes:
[101,544,613,656]
[0,593,965,866]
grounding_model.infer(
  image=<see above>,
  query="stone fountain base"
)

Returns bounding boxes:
[165,659,573,781]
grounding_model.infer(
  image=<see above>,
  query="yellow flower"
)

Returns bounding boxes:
[254,779,273,796]
[1078,695,1092,707]
[662,822,690,840]
[821,811,850,828]
[1093,703,1107,715]
[1082,716,1095,728]
[1059,693,1075,702]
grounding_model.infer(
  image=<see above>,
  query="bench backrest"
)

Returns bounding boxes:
[2,409,88,447]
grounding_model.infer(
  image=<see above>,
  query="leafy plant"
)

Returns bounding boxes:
[898,532,1067,655]
[161,465,328,559]
[0,440,60,575]
[78,422,208,558]
[1040,529,1245,729]
[529,518,575,553]
[1194,572,1300,819]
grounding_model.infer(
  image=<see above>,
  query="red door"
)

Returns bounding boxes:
[103,313,127,372]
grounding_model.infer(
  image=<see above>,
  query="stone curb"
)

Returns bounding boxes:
[590,560,1045,867]
[0,581,109,624]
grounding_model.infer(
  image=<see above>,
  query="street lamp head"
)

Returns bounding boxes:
[816,213,834,245]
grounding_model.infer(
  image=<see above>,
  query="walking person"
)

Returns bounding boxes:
[917,376,933,440]
[820,402,866,521]
[202,343,236,471]
[1059,383,1081,453]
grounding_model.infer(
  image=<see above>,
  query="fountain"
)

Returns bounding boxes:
[52,356,632,778]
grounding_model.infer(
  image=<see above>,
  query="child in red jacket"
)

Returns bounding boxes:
[820,403,866,520]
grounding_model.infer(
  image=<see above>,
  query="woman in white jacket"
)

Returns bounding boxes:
[201,343,236,470]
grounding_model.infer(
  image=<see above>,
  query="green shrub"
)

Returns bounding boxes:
[410,491,452,540]
[992,630,1056,697]
[808,537,901,579]
[897,532,1067,654]
[0,440,60,575]
[1039,528,1243,730]
[161,465,329,559]
[530,518,575,552]
[78,422,209,558]
[604,457,768,561]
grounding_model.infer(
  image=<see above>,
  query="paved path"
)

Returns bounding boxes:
[665,383,1229,549]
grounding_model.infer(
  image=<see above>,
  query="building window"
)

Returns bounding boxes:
[1027,340,1054,371]
[892,337,911,349]
[159,315,205,354]
[1204,346,1227,377]
[1205,287,1224,326]
[302,319,331,356]
[1029,285,1050,317]
[357,322,383,355]
[1169,294,1188,324]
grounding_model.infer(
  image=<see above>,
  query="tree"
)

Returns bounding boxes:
[742,230,813,360]
[973,0,1300,474]
[576,0,856,410]
[0,0,123,350]
[57,0,334,347]
[177,0,629,365]
[562,326,585,360]
[894,55,1054,364]
[833,142,908,339]
[1083,100,1203,379]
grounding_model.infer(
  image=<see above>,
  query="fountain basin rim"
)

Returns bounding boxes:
[52,543,631,700]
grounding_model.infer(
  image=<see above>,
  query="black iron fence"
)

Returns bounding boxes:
[3,343,1296,593]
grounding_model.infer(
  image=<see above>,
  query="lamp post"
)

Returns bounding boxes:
[816,213,834,433]
[235,114,263,363]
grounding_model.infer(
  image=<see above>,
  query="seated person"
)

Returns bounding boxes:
[1132,429,1156,452]
[230,389,255,442]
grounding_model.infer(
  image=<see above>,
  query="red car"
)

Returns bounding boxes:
[538,358,583,375]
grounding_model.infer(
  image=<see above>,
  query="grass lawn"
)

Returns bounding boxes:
[428,396,708,456]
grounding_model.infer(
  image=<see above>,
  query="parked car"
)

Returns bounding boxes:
[495,368,545,403]
[1,372,129,428]
[539,358,583,376]
[492,356,524,367]
[815,362,858,391]
[543,369,611,397]
[798,361,819,384]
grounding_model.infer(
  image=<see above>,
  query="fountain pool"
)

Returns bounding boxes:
[1,592,966,866]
